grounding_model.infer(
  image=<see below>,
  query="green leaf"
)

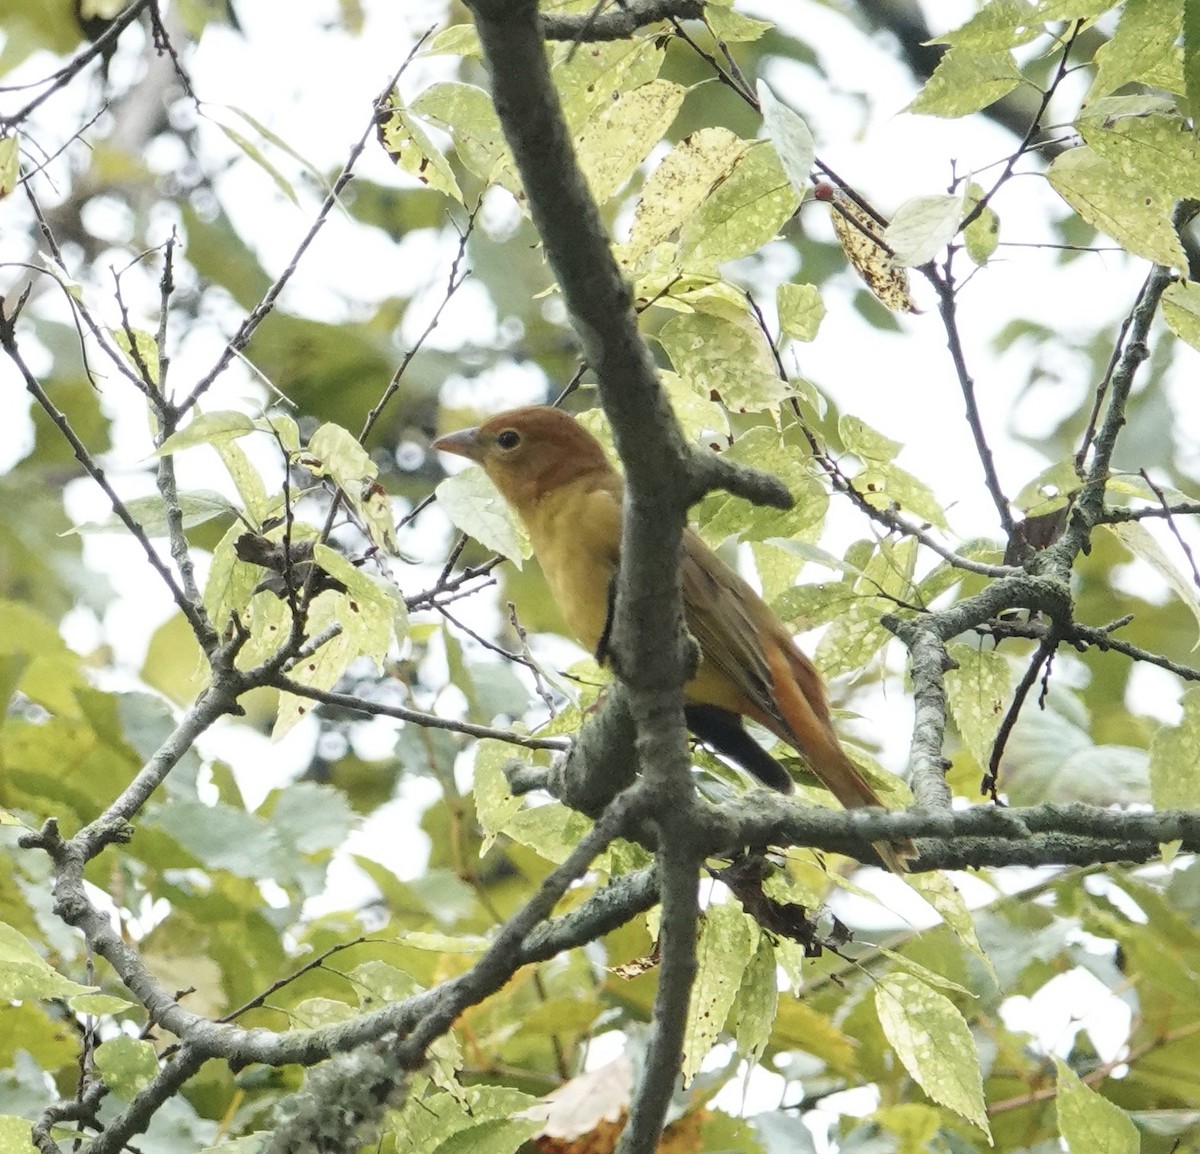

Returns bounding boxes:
[576,80,685,205]
[696,426,828,544]
[816,539,918,676]
[1161,280,1200,350]
[67,490,235,535]
[682,900,756,1085]
[300,422,377,489]
[436,468,527,565]
[840,415,948,527]
[94,1036,158,1100]
[964,183,1000,265]
[624,128,750,266]
[705,5,772,41]
[1104,521,1200,642]
[733,935,778,1061]
[658,311,793,413]
[907,48,1023,118]
[410,81,515,190]
[757,80,814,196]
[1079,105,1200,200]
[1055,1058,1139,1154]
[0,921,96,1001]
[0,135,19,199]
[1090,0,1184,100]
[931,0,1042,49]
[885,191,965,266]
[147,800,289,878]
[213,119,301,205]
[1047,145,1186,268]
[504,804,593,865]
[905,871,998,986]
[0,1115,35,1154]
[1187,0,1200,125]
[1149,686,1200,809]
[875,974,991,1138]
[155,410,258,455]
[376,96,463,203]
[68,992,134,1014]
[111,327,160,387]
[311,546,400,657]
[777,282,825,341]
[679,142,800,271]
[402,932,488,954]
[945,643,1014,772]
[474,740,525,853]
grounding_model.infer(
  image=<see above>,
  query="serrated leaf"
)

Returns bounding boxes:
[436,468,526,565]
[67,490,235,536]
[410,81,515,191]
[1187,0,1200,133]
[946,643,1014,772]
[679,142,800,271]
[873,947,974,995]
[706,5,772,41]
[1149,686,1200,809]
[1055,1058,1139,1154]
[1080,106,1200,199]
[908,48,1023,117]
[0,921,96,1001]
[68,992,135,1014]
[696,426,828,544]
[826,191,918,313]
[777,282,825,341]
[148,800,289,877]
[624,128,750,264]
[757,81,814,196]
[301,422,377,489]
[885,191,965,266]
[905,871,998,986]
[1162,280,1200,350]
[1047,146,1186,268]
[733,935,778,1061]
[659,311,793,413]
[1104,521,1200,642]
[682,900,756,1085]
[576,80,685,205]
[931,0,1042,50]
[376,93,463,203]
[840,415,901,462]
[474,739,526,853]
[155,410,257,455]
[504,803,593,865]
[875,974,991,1138]
[1090,0,1185,101]
[94,1036,158,1100]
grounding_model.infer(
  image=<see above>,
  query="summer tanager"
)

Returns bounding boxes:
[434,406,916,872]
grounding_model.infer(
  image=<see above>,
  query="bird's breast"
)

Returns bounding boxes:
[522,482,622,653]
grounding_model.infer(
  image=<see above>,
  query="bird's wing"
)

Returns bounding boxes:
[680,529,784,726]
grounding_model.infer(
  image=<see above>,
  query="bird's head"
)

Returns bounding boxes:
[432,406,611,510]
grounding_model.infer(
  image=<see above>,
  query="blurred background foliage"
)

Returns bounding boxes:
[3,0,1200,1151]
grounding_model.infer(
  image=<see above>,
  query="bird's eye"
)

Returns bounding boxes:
[496,429,520,450]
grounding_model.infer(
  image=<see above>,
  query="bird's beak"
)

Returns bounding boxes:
[431,426,483,461]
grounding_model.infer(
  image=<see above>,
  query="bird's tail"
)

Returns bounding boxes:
[766,644,918,873]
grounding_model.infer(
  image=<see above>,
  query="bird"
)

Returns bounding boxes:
[433,405,916,872]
